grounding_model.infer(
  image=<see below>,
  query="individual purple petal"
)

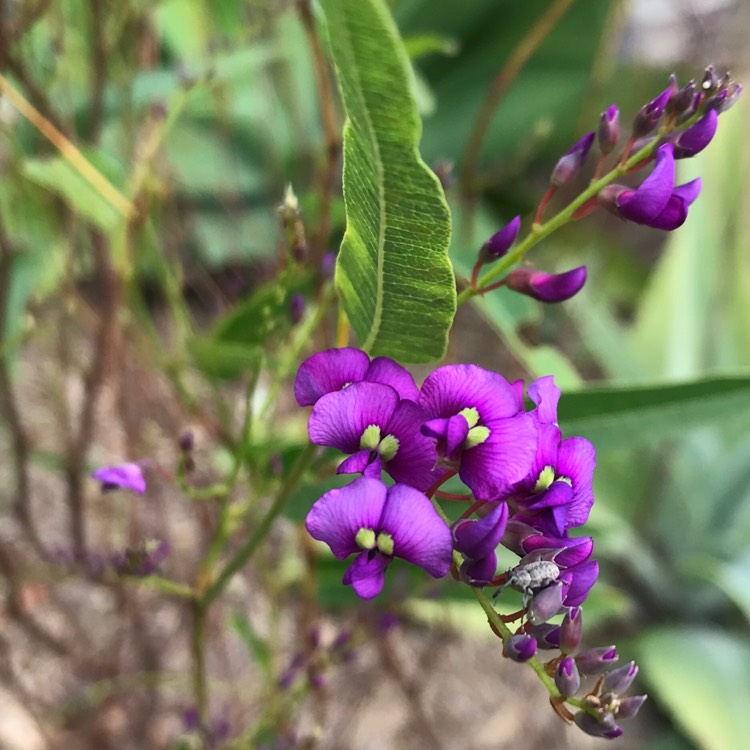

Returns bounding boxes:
[305,478,387,560]
[453,501,508,559]
[294,348,370,406]
[342,552,389,599]
[556,436,596,527]
[521,535,594,568]
[617,143,675,224]
[307,382,399,452]
[528,376,560,424]
[649,178,701,230]
[337,450,376,477]
[505,266,587,304]
[421,414,470,461]
[672,109,718,159]
[382,399,443,491]
[461,553,498,583]
[509,379,525,410]
[560,559,599,606]
[378,484,453,578]
[365,357,419,401]
[525,480,573,511]
[92,463,146,494]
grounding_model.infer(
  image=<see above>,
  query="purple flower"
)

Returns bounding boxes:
[307,381,442,491]
[555,655,581,697]
[632,83,676,137]
[478,216,521,264]
[505,633,537,662]
[671,109,718,159]
[111,539,170,577]
[505,266,587,304]
[454,501,508,583]
[598,105,620,155]
[600,143,701,230]
[290,293,306,324]
[418,364,537,500]
[551,132,595,186]
[574,710,623,740]
[294,347,419,406]
[92,462,146,494]
[305,478,453,600]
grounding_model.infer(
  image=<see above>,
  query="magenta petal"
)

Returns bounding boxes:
[92,463,146,494]
[379,484,453,578]
[305,478,387,559]
[528,376,560,424]
[308,382,399,452]
[454,501,508,559]
[294,347,370,406]
[463,553,498,582]
[521,535,594,568]
[560,559,599,606]
[526,480,573,511]
[673,110,718,159]
[337,450,377,477]
[557,436,596,527]
[365,357,419,401]
[343,552,389,599]
[617,143,675,223]
[422,414,470,459]
[650,177,702,230]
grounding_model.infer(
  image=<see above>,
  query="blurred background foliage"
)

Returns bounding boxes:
[0,0,749,748]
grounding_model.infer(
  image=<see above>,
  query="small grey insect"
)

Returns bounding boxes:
[494,560,561,604]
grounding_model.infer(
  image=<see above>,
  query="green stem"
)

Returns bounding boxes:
[191,599,208,724]
[200,442,317,606]
[456,127,685,307]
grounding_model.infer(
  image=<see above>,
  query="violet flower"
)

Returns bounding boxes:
[418,364,537,500]
[307,381,442,491]
[505,266,587,303]
[632,83,676,137]
[305,478,453,600]
[599,143,701,230]
[671,109,718,158]
[295,347,419,406]
[453,501,508,583]
[478,216,521,264]
[92,462,146,494]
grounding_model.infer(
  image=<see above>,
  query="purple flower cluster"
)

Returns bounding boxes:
[295,349,597,612]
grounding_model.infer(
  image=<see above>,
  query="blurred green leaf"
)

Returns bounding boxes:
[404,34,459,61]
[229,611,272,681]
[322,0,456,362]
[713,551,750,623]
[557,377,750,449]
[636,627,750,750]
[188,337,262,381]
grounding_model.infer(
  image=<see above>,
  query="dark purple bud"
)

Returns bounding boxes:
[278,652,305,689]
[560,606,583,654]
[574,710,623,739]
[550,131,595,186]
[633,82,677,138]
[597,105,619,155]
[527,623,560,649]
[505,266,587,303]
[701,65,719,94]
[575,645,618,676]
[555,655,581,697]
[616,694,648,719]
[715,82,742,113]
[320,251,336,280]
[505,633,537,662]
[478,216,521,265]
[667,80,697,118]
[309,671,326,690]
[527,581,565,625]
[112,539,170,577]
[602,660,638,695]
[179,430,194,453]
[290,293,306,325]
[672,109,718,158]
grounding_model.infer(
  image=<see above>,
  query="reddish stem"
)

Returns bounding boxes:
[425,470,457,499]
[500,608,527,623]
[470,260,483,289]
[459,500,485,520]
[571,196,600,221]
[534,185,557,224]
[592,153,607,179]
[435,490,472,502]
[476,278,507,296]
[618,135,636,165]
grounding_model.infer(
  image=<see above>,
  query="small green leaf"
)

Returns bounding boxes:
[321,0,456,363]
[229,611,272,681]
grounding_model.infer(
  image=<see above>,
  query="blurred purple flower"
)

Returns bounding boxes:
[92,462,146,494]
[505,266,587,304]
[551,132,595,186]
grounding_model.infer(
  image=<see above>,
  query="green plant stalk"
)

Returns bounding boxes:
[456,128,677,307]
[200,441,317,606]
[191,598,208,725]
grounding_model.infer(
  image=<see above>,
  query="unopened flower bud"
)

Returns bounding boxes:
[504,634,537,662]
[527,623,560,649]
[555,655,581,697]
[179,430,194,453]
[633,82,677,138]
[478,216,521,265]
[550,132,595,186]
[505,266,587,304]
[575,645,618,675]
[320,251,336,280]
[667,80,696,118]
[527,581,564,625]
[602,660,638,695]
[574,710,623,739]
[560,606,583,654]
[290,293,306,325]
[598,105,619,154]
[672,109,718,159]
[616,694,648,719]
[715,82,742,113]
[701,65,719,94]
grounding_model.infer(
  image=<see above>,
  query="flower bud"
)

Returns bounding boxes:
[597,105,619,155]
[478,216,521,265]
[575,645,618,675]
[178,430,194,453]
[667,80,696,119]
[321,251,336,280]
[527,581,564,625]
[616,694,648,719]
[633,83,677,138]
[527,623,560,649]
[504,634,537,662]
[550,132,595,186]
[560,606,583,654]
[701,65,720,94]
[715,82,742,113]
[505,266,587,304]
[555,655,581,697]
[290,293,306,325]
[574,710,623,739]
[602,660,638,695]
[672,109,718,159]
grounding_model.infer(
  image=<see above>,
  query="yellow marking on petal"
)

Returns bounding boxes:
[360,424,382,451]
[378,433,400,461]
[464,424,490,449]
[355,527,376,550]
[558,475,572,487]
[534,465,556,492]
[458,406,480,428]
[376,532,394,556]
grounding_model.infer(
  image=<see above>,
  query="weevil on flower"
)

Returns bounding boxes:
[495,559,561,605]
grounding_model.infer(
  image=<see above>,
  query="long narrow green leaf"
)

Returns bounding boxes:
[321,0,456,362]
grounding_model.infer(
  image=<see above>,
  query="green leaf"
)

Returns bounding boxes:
[557,377,750,450]
[321,0,456,363]
[229,611,272,681]
[636,627,750,750]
